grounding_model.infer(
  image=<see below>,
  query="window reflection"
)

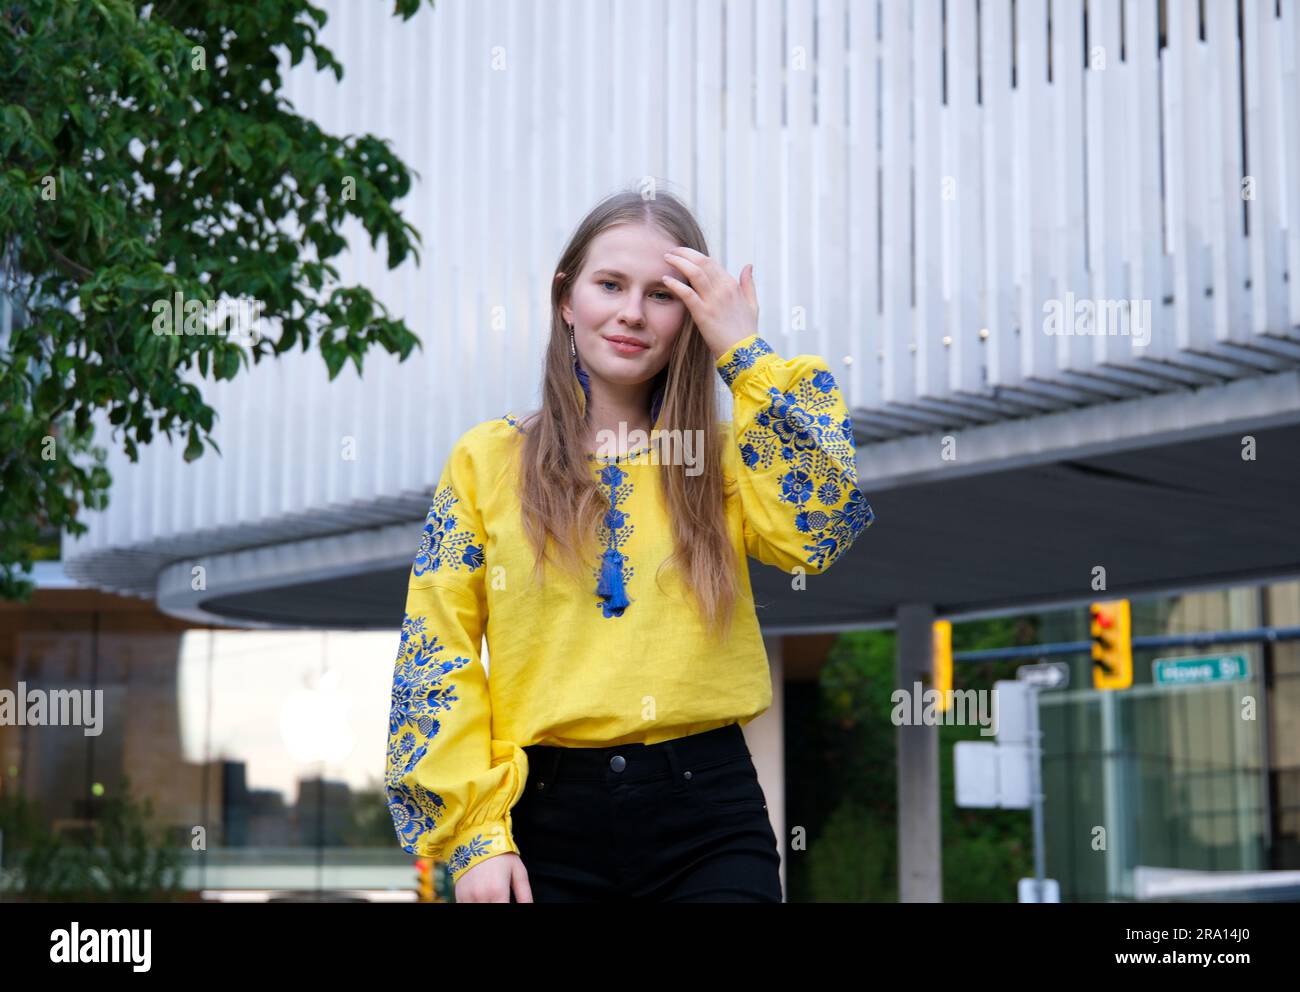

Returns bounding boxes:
[0,600,418,901]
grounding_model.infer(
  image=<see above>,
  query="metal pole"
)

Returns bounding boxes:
[1100,690,1123,900]
[1028,683,1046,901]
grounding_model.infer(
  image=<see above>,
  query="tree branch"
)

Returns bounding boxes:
[50,248,94,281]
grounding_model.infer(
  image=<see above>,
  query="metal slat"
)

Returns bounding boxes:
[881,0,914,404]
[754,0,783,378]
[846,0,881,410]
[1207,0,1251,348]
[1286,0,1300,327]
[1053,0,1090,379]
[913,0,944,399]
[1122,0,1170,363]
[982,0,1017,390]
[1244,0,1291,336]
[1016,0,1053,383]
[785,0,814,358]
[948,0,983,398]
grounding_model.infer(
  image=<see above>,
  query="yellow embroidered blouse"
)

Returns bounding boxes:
[385,332,875,882]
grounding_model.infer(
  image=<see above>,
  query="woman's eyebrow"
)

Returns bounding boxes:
[593,268,668,284]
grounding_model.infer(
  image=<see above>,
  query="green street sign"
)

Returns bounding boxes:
[1152,654,1249,685]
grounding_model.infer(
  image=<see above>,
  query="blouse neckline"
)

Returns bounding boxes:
[502,413,658,464]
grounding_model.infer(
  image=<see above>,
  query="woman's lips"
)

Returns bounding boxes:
[605,337,649,355]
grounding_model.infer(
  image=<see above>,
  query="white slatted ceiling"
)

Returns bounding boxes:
[59,0,1300,598]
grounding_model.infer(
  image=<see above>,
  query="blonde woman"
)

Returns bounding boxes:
[385,186,874,902]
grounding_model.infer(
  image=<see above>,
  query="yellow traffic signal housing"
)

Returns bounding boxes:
[1090,600,1133,689]
[933,620,953,711]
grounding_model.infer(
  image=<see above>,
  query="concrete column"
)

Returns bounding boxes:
[896,602,941,902]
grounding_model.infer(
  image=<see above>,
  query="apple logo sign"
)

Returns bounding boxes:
[280,668,355,765]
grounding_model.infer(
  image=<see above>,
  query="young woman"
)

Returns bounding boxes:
[385,187,874,903]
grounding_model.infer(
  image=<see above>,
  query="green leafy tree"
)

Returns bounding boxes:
[0,0,433,599]
[800,618,1036,902]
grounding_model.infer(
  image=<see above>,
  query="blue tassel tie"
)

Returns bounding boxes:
[574,360,592,407]
[596,547,629,612]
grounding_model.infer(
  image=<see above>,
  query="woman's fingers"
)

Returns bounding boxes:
[741,263,758,317]
[662,270,702,309]
[663,249,714,294]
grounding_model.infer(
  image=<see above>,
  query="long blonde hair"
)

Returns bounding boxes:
[515,186,739,638]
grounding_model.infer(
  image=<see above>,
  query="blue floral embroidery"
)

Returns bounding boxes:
[414,486,484,578]
[448,835,494,875]
[717,335,776,387]
[739,366,875,570]
[385,611,475,852]
[593,463,635,618]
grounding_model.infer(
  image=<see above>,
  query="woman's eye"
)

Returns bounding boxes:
[601,281,671,301]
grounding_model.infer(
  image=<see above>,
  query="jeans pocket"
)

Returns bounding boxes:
[682,753,768,812]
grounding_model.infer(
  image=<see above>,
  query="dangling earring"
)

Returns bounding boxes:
[570,322,591,407]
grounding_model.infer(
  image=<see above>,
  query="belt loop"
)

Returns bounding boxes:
[546,747,564,790]
[662,737,686,794]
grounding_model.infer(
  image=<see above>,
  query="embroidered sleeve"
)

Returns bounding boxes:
[717,333,875,574]
[385,431,529,886]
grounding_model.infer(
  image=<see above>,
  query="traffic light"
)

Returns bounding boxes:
[415,856,434,902]
[1090,599,1132,689]
[933,619,952,711]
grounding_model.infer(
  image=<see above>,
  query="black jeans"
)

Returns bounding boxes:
[508,722,783,902]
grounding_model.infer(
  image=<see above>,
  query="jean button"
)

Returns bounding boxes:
[609,754,626,772]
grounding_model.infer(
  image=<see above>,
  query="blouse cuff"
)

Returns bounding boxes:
[715,333,780,389]
[444,816,519,885]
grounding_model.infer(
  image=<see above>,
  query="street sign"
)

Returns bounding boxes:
[954,740,1031,809]
[994,679,1029,744]
[954,741,999,808]
[1152,654,1249,686]
[1017,661,1070,689]
[997,744,1032,808]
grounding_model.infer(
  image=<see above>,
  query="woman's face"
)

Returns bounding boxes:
[560,222,688,389]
